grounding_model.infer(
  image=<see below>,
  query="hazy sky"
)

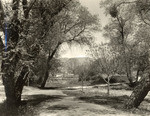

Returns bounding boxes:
[61,0,109,58]
[79,0,108,27]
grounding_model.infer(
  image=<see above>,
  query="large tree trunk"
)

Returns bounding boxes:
[126,61,135,87]
[116,16,134,86]
[125,74,150,109]
[15,66,29,104]
[41,69,49,88]
[1,52,20,107]
[40,42,61,88]
[1,15,21,108]
[40,54,50,88]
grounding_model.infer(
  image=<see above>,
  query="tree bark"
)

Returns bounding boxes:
[40,42,61,88]
[127,71,134,87]
[125,58,135,87]
[125,74,150,109]
[15,66,29,104]
[41,69,49,88]
[1,52,20,107]
[107,78,110,95]
[116,16,134,86]
[0,37,3,53]
[136,69,140,82]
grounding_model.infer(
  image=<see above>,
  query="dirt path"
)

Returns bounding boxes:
[22,87,139,116]
[35,95,131,116]
[0,85,149,116]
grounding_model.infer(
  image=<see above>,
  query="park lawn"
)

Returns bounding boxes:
[63,85,150,116]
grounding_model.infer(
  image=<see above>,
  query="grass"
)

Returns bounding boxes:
[79,95,129,109]
[63,88,150,115]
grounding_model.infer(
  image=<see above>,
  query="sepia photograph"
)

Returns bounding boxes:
[0,0,150,115]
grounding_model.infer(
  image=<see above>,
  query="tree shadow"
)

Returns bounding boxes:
[0,94,65,116]
[38,87,61,90]
[79,95,128,107]
[22,94,64,106]
[47,105,70,110]
[78,95,150,114]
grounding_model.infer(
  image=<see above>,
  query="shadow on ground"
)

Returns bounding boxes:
[78,95,150,114]
[79,95,129,109]
[38,87,62,90]
[0,94,65,116]
[22,94,64,106]
[47,105,70,110]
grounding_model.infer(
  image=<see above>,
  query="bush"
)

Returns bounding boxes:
[89,75,117,85]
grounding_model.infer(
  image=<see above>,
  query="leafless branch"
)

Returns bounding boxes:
[23,0,37,19]
[116,1,137,8]
[64,22,81,34]
[139,11,150,26]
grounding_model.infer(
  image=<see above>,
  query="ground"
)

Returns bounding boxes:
[0,84,150,116]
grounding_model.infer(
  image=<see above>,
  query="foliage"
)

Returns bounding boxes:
[0,0,74,106]
[101,0,150,108]
[31,0,101,87]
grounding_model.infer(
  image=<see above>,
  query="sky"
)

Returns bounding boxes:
[61,0,109,58]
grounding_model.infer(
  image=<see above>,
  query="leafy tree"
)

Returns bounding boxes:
[101,0,150,109]
[102,0,139,86]
[89,43,120,95]
[0,0,72,109]
[37,1,101,88]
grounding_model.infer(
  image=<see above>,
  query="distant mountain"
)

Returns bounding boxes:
[59,57,92,73]
[60,57,92,65]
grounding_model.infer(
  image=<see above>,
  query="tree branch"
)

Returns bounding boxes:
[40,0,73,40]
[66,26,86,43]
[12,0,20,20]
[0,0,4,33]
[47,42,62,64]
[0,36,4,53]
[23,0,37,19]
[49,0,72,18]
[116,1,137,8]
[46,25,86,65]
[64,22,81,34]
[139,11,150,26]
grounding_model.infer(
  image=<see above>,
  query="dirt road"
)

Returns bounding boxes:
[0,85,149,116]
[22,86,141,116]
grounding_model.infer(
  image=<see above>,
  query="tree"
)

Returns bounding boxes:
[89,43,120,95]
[39,1,101,88]
[102,1,139,86]
[0,0,72,108]
[101,0,150,108]
[114,0,150,109]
